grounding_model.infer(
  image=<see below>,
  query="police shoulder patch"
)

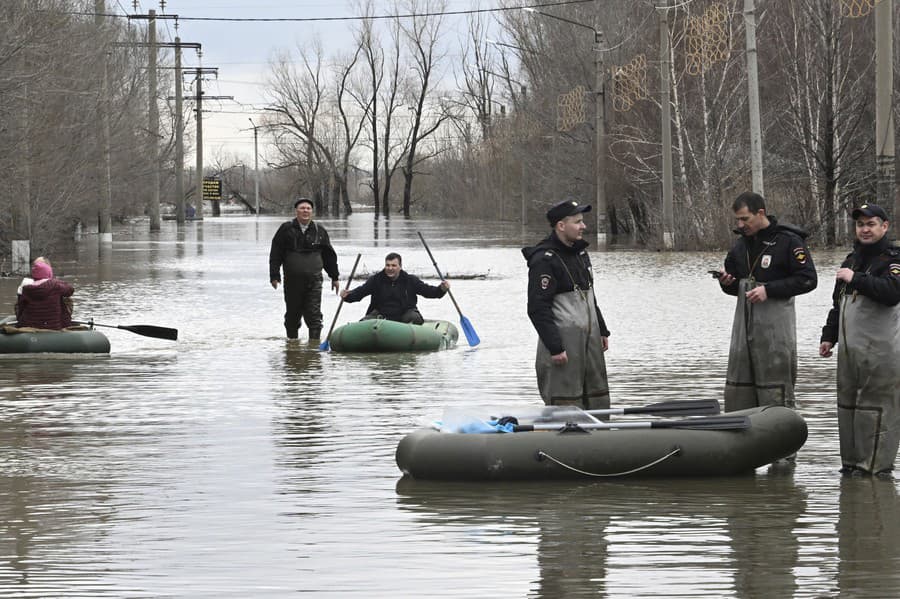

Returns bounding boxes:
[540,274,552,290]
[792,246,808,264]
[890,263,900,277]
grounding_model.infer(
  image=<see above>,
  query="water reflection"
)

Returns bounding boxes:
[837,477,900,595]
[396,474,808,597]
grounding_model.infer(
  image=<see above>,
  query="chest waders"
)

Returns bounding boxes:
[724,278,797,412]
[837,290,900,473]
[535,286,610,411]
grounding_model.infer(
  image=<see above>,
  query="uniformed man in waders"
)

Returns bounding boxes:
[819,203,900,477]
[522,199,611,411]
[714,192,817,414]
[269,198,340,340]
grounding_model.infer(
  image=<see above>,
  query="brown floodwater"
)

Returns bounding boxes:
[0,214,896,597]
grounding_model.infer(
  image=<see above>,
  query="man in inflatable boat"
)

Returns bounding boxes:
[340,252,449,324]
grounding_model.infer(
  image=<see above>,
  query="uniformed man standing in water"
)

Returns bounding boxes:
[819,203,900,477]
[714,192,817,413]
[522,199,611,411]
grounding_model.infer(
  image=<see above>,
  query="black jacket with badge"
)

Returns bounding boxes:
[343,269,446,321]
[269,219,339,283]
[722,217,817,298]
[820,237,900,344]
[522,231,610,355]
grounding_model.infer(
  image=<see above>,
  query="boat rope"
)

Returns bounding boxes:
[536,447,682,477]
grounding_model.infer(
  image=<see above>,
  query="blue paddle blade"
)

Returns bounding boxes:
[459,315,480,347]
[318,339,330,351]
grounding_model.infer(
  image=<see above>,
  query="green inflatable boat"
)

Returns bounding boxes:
[329,319,458,352]
[0,318,110,355]
[396,405,807,480]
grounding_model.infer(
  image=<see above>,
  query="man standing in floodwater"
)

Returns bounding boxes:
[714,192,817,413]
[819,203,900,477]
[522,199,611,411]
[269,198,340,341]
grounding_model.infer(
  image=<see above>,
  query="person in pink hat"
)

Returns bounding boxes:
[15,257,75,329]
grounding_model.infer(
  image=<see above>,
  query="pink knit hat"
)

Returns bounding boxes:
[31,258,53,280]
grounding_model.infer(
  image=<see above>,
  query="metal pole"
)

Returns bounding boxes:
[595,26,608,249]
[253,122,260,217]
[875,0,896,218]
[148,9,160,231]
[174,37,185,225]
[744,0,764,196]
[96,0,113,243]
[659,0,675,249]
[195,69,204,218]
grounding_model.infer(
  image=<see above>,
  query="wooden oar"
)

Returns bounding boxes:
[513,414,750,432]
[416,232,480,347]
[319,253,362,351]
[588,399,720,417]
[72,319,178,341]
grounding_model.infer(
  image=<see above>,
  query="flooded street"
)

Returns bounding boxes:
[0,214,897,597]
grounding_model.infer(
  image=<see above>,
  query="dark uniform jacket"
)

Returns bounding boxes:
[522,232,610,355]
[15,279,74,330]
[722,217,817,299]
[343,270,446,321]
[820,237,900,344]
[268,219,339,283]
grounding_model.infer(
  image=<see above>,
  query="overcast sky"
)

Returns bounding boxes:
[117,0,500,166]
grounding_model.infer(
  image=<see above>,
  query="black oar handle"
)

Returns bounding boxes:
[416,231,463,315]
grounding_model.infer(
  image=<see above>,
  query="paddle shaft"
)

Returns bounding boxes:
[416,232,463,316]
[588,399,720,417]
[514,415,750,432]
[321,253,361,346]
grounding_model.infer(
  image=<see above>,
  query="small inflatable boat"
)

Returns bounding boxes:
[396,405,807,480]
[329,319,458,352]
[1,317,110,355]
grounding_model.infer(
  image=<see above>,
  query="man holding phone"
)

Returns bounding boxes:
[713,192,817,416]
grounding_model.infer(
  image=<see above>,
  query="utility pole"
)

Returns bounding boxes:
[744,0,764,196]
[174,37,184,225]
[594,23,608,249]
[125,11,185,229]
[183,67,230,218]
[249,118,260,217]
[658,0,675,249]
[148,9,160,231]
[95,0,113,243]
[875,0,896,219]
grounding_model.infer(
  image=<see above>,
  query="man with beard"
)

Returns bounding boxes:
[819,203,900,477]
[714,192,817,413]
[522,199,611,411]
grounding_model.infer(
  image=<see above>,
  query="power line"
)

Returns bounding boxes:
[65,0,597,23]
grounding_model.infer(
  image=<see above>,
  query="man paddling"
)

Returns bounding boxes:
[713,192,817,413]
[522,199,611,411]
[340,252,449,324]
[819,203,900,477]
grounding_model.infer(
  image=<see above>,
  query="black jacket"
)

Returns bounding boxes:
[820,237,900,344]
[522,232,610,355]
[343,270,446,321]
[722,217,817,298]
[269,219,339,282]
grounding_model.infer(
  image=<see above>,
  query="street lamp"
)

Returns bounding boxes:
[522,8,609,249]
[248,118,260,217]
